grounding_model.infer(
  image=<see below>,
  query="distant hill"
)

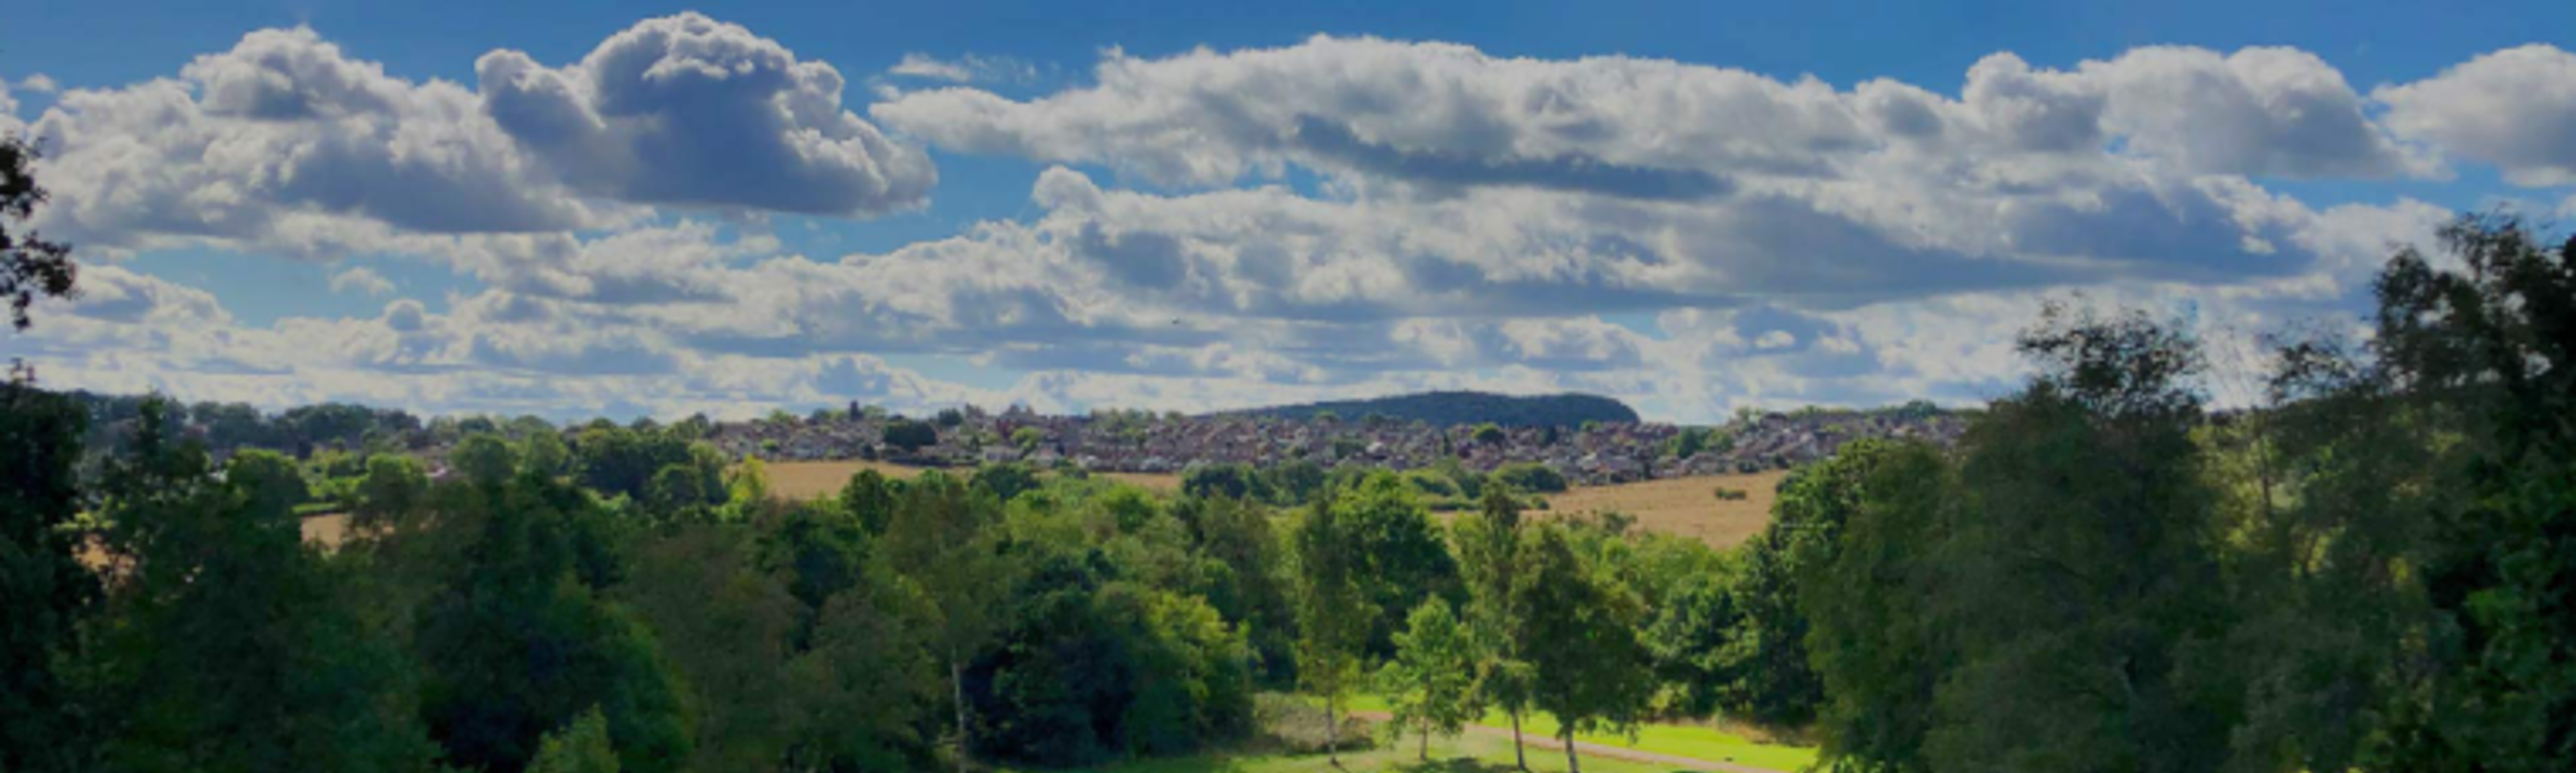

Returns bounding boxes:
[1224,391,1640,428]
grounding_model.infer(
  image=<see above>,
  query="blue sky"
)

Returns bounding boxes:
[3,1,2571,422]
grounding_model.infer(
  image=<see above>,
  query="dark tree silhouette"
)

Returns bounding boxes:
[2,137,75,333]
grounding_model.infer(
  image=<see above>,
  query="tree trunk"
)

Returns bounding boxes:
[1563,725,1580,773]
[1325,696,1340,766]
[952,655,970,773]
[1509,709,1527,771]
[1419,672,1434,762]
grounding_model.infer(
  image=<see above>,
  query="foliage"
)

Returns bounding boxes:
[1376,598,1480,759]
[883,418,939,454]
[1,137,76,332]
[81,410,443,773]
[1518,524,1656,773]
[1491,462,1570,494]
[973,461,1042,503]
[1338,472,1465,656]
[0,385,93,773]
[1291,486,1376,764]
[411,469,692,773]
[528,709,622,773]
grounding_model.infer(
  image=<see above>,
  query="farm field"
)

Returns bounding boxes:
[1538,469,1791,549]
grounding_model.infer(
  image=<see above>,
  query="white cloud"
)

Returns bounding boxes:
[875,35,2421,198]
[476,13,935,217]
[889,52,1038,85]
[2376,44,2576,187]
[328,267,396,296]
[23,15,934,263]
[21,30,2532,423]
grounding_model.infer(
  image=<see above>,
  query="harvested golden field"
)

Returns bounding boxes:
[1093,470,1184,492]
[303,512,353,549]
[1540,469,1790,548]
[762,459,1186,501]
[766,459,940,499]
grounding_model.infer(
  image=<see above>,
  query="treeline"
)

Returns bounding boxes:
[1777,217,2576,773]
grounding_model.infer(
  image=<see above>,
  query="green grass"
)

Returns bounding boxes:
[1001,733,1718,773]
[1336,696,1816,772]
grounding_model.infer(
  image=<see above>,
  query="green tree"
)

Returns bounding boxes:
[1518,524,1654,773]
[620,525,802,772]
[1798,442,1953,773]
[1341,472,1463,656]
[527,709,621,773]
[1455,486,1537,768]
[881,470,1012,773]
[452,432,519,487]
[2,136,76,333]
[84,423,444,773]
[1377,598,1480,761]
[0,385,94,773]
[353,453,430,531]
[972,461,1040,503]
[414,472,693,773]
[882,419,939,455]
[1291,487,1376,765]
[2345,218,2576,773]
[1923,305,2238,773]
[726,455,773,506]
[838,468,901,535]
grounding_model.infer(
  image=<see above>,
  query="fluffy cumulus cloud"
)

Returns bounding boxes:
[22,14,930,262]
[23,27,2568,421]
[475,13,935,216]
[874,36,2421,196]
[2377,44,2576,187]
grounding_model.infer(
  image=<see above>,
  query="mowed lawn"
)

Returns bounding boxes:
[1539,469,1790,549]
[1342,695,1818,773]
[1001,732,1726,773]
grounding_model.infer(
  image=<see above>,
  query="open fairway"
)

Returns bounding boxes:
[1539,469,1790,549]
[1342,696,1815,773]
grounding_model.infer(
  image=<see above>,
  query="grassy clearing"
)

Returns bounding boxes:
[1000,732,1714,773]
[1340,696,1816,773]
[1538,470,1790,549]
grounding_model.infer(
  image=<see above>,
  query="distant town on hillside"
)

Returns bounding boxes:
[59,390,1965,488]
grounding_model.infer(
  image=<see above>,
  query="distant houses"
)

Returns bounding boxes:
[706,404,1966,486]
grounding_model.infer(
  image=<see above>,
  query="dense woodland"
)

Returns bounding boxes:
[6,126,2576,773]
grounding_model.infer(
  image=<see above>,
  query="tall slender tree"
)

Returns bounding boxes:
[880,471,1012,773]
[1377,597,1479,761]
[1455,485,1535,769]
[1292,487,1375,766]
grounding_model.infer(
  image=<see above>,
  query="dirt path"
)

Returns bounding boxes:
[1348,711,1794,773]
